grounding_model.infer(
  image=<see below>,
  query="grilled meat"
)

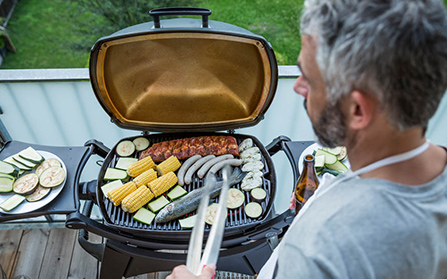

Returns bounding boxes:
[139,136,239,162]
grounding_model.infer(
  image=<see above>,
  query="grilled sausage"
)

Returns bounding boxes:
[184,155,216,185]
[197,154,234,179]
[177,155,202,186]
[207,159,242,176]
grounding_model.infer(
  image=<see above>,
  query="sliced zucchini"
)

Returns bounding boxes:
[250,188,267,202]
[133,137,150,151]
[18,147,45,164]
[115,157,138,170]
[148,196,170,212]
[0,161,20,177]
[315,149,337,165]
[35,158,61,177]
[337,147,348,161]
[226,188,245,209]
[179,215,197,229]
[116,140,135,157]
[167,185,188,200]
[101,180,123,197]
[104,168,128,181]
[4,157,33,171]
[13,173,39,195]
[12,155,36,169]
[326,160,348,172]
[314,155,325,168]
[205,203,227,225]
[244,202,263,219]
[0,194,26,211]
[0,176,15,193]
[133,207,155,225]
[323,146,343,155]
[26,185,51,202]
[39,166,66,188]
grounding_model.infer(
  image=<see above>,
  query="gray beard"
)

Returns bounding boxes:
[313,100,347,148]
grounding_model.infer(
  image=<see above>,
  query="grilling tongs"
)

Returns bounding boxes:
[186,165,232,275]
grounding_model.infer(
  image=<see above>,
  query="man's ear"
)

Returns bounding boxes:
[347,90,376,130]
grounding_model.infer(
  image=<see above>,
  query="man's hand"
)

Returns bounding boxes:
[166,264,216,279]
[290,192,296,210]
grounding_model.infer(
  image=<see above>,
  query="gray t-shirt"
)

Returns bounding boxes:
[276,165,447,278]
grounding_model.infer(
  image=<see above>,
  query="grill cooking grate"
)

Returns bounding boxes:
[98,134,275,233]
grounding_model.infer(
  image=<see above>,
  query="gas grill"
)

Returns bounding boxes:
[0,7,314,278]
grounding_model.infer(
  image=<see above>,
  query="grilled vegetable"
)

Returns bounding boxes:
[18,147,44,164]
[226,188,245,209]
[25,185,51,202]
[244,202,263,219]
[148,196,169,212]
[0,175,14,193]
[104,168,128,181]
[156,155,181,176]
[115,157,138,170]
[121,185,154,213]
[197,154,234,179]
[133,168,157,187]
[205,203,227,225]
[177,155,202,186]
[39,166,65,188]
[116,140,136,157]
[0,194,25,211]
[13,173,39,195]
[147,172,178,197]
[101,180,123,197]
[315,149,337,165]
[326,160,348,172]
[250,188,266,202]
[133,137,150,151]
[184,155,215,185]
[4,157,32,171]
[0,161,19,177]
[238,138,253,153]
[107,181,137,206]
[133,207,155,225]
[179,215,197,229]
[35,159,61,177]
[127,156,155,177]
[155,168,246,223]
[167,185,188,200]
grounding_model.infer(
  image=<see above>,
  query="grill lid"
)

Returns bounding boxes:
[89,7,278,132]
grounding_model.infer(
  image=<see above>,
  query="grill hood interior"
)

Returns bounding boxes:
[89,17,278,132]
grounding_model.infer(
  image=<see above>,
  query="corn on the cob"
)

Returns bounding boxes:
[127,156,155,177]
[156,155,181,176]
[121,185,154,213]
[147,171,178,197]
[107,181,137,206]
[133,168,157,187]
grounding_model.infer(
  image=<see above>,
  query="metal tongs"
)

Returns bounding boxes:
[186,165,232,275]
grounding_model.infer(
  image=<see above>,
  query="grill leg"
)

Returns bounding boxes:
[99,244,131,279]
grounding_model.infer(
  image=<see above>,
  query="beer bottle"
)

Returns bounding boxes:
[295,154,319,215]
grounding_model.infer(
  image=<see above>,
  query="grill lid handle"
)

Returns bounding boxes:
[149,7,212,28]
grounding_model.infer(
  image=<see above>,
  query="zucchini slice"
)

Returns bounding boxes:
[167,185,188,200]
[244,202,263,219]
[18,147,45,164]
[133,137,150,151]
[0,176,15,193]
[12,155,36,169]
[35,158,62,177]
[39,166,66,188]
[13,173,39,195]
[104,168,128,181]
[4,157,33,171]
[0,194,26,212]
[133,207,155,225]
[25,185,51,202]
[179,215,197,229]
[326,160,348,172]
[148,196,170,212]
[101,180,123,197]
[116,140,135,157]
[250,188,267,202]
[315,149,337,165]
[0,161,20,177]
[226,188,245,209]
[115,157,138,170]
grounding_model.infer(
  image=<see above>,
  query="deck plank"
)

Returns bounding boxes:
[39,228,76,279]
[11,229,50,279]
[0,229,23,279]
[67,231,102,279]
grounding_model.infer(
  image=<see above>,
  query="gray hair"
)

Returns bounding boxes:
[301,0,447,131]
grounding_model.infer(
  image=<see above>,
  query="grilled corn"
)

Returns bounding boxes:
[133,168,157,187]
[127,156,155,177]
[147,171,178,197]
[156,155,181,176]
[107,181,137,206]
[121,185,154,213]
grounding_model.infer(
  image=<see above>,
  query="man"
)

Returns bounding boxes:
[168,0,447,278]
